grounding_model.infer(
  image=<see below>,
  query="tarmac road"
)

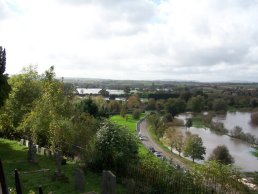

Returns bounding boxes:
[138,119,189,170]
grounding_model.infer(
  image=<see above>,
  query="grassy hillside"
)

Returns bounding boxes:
[0,138,125,194]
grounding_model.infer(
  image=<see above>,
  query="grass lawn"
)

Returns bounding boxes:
[111,114,192,167]
[111,114,163,159]
[0,138,126,194]
[191,116,205,128]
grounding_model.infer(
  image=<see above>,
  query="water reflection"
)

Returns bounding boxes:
[213,112,258,137]
[176,114,258,172]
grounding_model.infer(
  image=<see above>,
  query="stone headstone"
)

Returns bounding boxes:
[20,139,25,146]
[74,168,85,192]
[25,140,29,147]
[126,179,135,194]
[46,149,52,158]
[54,151,63,177]
[28,142,37,163]
[102,170,116,194]
[40,147,46,155]
[35,145,39,154]
[31,145,37,163]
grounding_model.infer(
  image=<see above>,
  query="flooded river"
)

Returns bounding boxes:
[176,113,258,172]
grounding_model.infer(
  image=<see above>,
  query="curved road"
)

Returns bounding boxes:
[139,119,189,170]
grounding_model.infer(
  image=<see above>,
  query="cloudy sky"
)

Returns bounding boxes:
[1,0,258,82]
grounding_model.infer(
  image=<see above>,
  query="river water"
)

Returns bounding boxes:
[77,88,124,95]
[176,113,258,172]
[213,112,258,137]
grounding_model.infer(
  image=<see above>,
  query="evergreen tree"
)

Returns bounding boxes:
[0,46,11,107]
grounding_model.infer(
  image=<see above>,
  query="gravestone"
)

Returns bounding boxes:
[74,168,85,192]
[31,145,37,163]
[54,152,63,177]
[35,145,39,154]
[25,140,29,147]
[40,147,46,155]
[126,179,135,194]
[28,142,37,163]
[45,149,52,158]
[53,151,68,182]
[102,170,116,194]
[20,139,24,146]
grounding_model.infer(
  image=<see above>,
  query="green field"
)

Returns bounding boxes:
[0,138,125,194]
[111,114,149,156]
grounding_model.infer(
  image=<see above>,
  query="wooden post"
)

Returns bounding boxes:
[38,186,43,194]
[0,160,8,194]
[15,169,23,194]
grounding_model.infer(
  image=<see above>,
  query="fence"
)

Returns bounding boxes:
[0,159,44,194]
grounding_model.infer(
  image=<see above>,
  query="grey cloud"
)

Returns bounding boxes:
[60,0,155,24]
[0,1,9,20]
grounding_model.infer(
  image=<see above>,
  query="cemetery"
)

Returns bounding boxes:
[0,138,126,194]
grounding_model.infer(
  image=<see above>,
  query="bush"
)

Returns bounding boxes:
[251,112,258,125]
[132,109,141,119]
[88,120,138,174]
[208,145,234,165]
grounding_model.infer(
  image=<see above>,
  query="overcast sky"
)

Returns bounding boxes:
[1,0,258,82]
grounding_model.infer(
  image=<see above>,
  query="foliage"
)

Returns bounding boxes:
[132,109,141,119]
[3,66,41,127]
[251,112,258,125]
[98,88,109,97]
[120,104,127,118]
[90,120,138,174]
[187,95,205,112]
[75,97,98,117]
[183,134,206,162]
[69,113,97,158]
[166,128,184,156]
[191,161,247,193]
[212,99,228,111]
[127,95,141,110]
[209,145,234,165]
[185,118,193,129]
[19,66,73,151]
[0,46,11,108]
[230,126,257,144]
[165,98,186,117]
[146,113,166,138]
[0,138,126,194]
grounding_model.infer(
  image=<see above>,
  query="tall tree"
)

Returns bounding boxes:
[187,95,205,113]
[208,145,234,165]
[0,46,11,107]
[184,134,206,162]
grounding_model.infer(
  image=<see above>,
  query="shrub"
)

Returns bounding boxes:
[251,112,258,125]
[132,109,141,119]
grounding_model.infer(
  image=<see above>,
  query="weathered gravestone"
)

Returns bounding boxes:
[40,147,46,155]
[45,149,52,158]
[126,179,135,194]
[25,140,29,147]
[28,142,37,163]
[102,170,116,194]
[53,151,68,182]
[20,139,24,146]
[74,168,85,192]
[35,145,39,154]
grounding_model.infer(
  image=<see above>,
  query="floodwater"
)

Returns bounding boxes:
[176,113,258,172]
[76,88,124,95]
[213,112,258,137]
